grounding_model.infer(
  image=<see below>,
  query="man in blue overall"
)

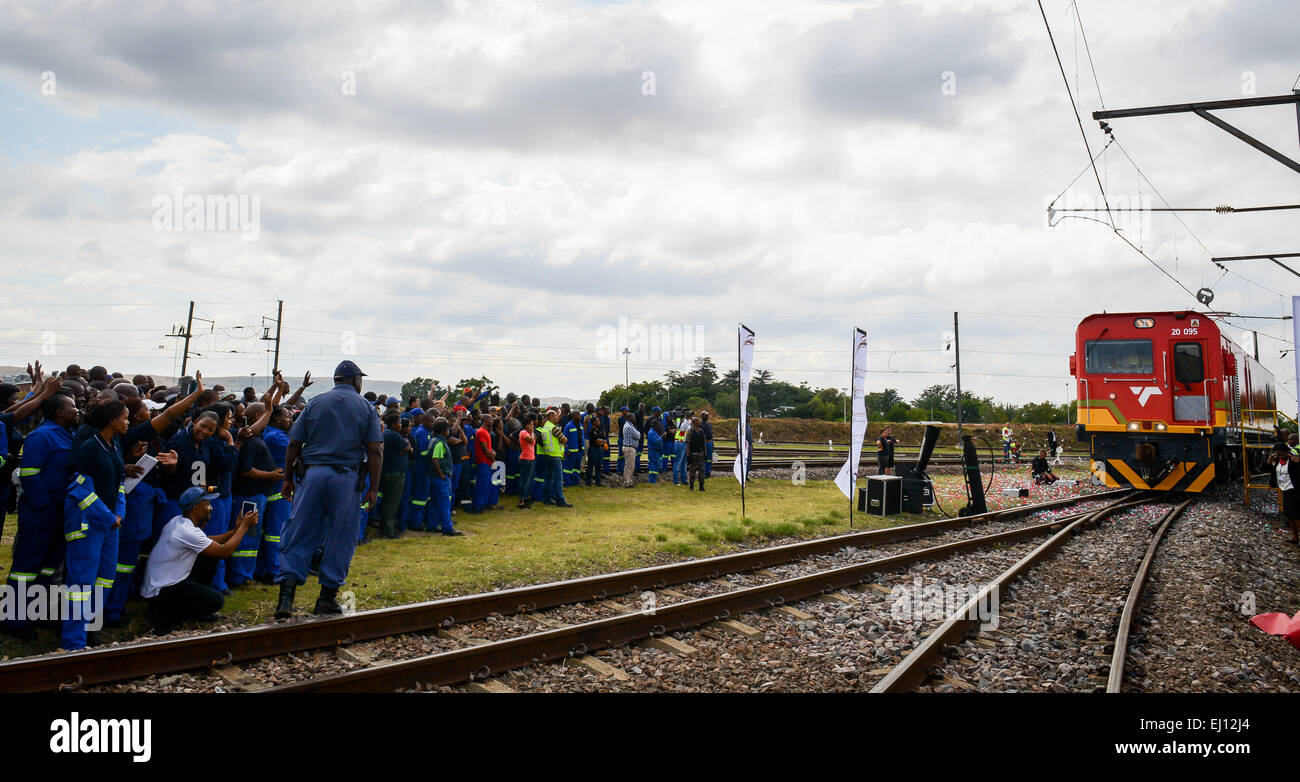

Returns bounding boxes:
[562,411,584,487]
[275,361,382,618]
[256,405,292,584]
[4,392,76,639]
[407,413,433,531]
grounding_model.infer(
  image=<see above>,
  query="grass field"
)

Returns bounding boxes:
[0,463,1090,659]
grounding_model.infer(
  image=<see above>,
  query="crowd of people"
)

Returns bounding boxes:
[367,390,725,524]
[8,354,1294,652]
[0,360,734,651]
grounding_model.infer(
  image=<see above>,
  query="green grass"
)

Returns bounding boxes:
[0,464,1091,658]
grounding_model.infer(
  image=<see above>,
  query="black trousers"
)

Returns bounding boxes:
[147,555,224,627]
[584,447,603,485]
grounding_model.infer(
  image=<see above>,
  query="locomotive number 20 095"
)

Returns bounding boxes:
[1171,327,1199,336]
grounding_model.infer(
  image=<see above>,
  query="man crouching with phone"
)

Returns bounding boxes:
[140,486,259,633]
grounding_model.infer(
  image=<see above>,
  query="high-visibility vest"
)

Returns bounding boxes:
[538,422,565,458]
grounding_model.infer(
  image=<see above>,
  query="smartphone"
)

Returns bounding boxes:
[241,500,258,519]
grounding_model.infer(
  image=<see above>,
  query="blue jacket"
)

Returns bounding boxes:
[64,470,125,543]
[562,421,583,454]
[165,426,235,500]
[18,421,75,511]
[264,426,290,469]
[647,427,663,450]
[411,426,431,477]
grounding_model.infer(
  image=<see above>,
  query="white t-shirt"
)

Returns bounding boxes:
[140,515,214,599]
[677,419,692,437]
[1278,461,1294,492]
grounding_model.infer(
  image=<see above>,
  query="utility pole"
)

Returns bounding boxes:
[167,301,196,377]
[261,300,284,376]
[623,347,631,406]
[1253,329,1260,361]
[953,312,963,436]
[272,299,283,374]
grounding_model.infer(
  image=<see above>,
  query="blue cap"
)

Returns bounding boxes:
[619,406,631,412]
[334,360,367,379]
[651,406,661,412]
[385,396,400,406]
[179,486,219,512]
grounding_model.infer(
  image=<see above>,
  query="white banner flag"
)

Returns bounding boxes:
[834,329,869,498]
[734,324,755,485]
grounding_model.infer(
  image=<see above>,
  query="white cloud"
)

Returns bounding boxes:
[0,0,1295,407]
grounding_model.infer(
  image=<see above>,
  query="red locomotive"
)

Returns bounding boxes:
[1069,311,1276,491]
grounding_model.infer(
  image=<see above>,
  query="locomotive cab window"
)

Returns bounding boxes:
[1173,342,1204,385]
[1083,339,1153,374]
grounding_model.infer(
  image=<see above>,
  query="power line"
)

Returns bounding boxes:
[1068,0,1105,109]
[1038,0,1113,229]
[1041,2,1293,309]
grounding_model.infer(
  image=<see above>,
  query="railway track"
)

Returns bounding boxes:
[872,495,1191,693]
[1106,498,1194,692]
[0,488,1126,693]
[266,491,1134,693]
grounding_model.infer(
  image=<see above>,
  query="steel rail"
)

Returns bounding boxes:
[267,504,1123,693]
[869,495,1156,693]
[1107,497,1194,692]
[0,488,1126,693]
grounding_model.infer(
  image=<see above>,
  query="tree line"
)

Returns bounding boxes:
[592,358,1074,424]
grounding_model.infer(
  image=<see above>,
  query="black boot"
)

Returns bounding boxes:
[699,480,705,492]
[314,585,343,616]
[275,582,296,620]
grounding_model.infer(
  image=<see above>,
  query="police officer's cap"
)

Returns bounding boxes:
[334,360,367,379]
[179,486,219,511]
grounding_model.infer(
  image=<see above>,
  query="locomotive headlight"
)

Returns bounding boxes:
[1154,422,1167,431]
[1127,421,1140,431]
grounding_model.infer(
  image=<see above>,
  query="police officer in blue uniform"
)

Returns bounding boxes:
[275,361,382,618]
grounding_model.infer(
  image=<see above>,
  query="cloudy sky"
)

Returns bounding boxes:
[1,0,1296,407]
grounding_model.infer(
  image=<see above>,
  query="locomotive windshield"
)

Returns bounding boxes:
[1173,342,1204,384]
[1083,339,1153,374]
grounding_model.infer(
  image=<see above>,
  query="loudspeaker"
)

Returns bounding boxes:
[900,477,934,514]
[913,424,941,473]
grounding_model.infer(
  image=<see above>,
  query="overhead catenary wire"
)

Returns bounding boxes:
[1039,1,1296,319]
[1038,0,1113,229]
